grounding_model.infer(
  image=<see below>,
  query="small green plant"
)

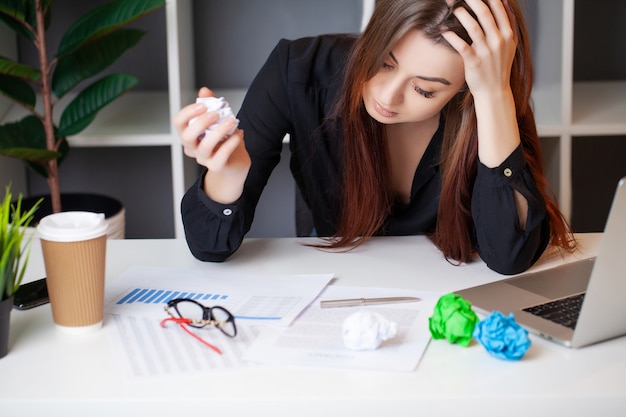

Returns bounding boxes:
[0,0,164,213]
[0,186,41,301]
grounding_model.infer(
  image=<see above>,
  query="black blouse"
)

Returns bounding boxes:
[181,34,550,274]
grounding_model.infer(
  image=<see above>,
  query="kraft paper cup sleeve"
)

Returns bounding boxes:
[37,211,108,334]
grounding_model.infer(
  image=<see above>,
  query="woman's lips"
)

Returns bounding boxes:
[373,100,397,118]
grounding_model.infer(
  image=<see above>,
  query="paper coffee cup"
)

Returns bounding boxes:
[37,212,108,334]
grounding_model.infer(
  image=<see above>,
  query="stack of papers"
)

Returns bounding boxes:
[103,266,437,380]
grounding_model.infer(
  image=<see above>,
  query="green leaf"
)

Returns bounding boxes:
[58,73,138,137]
[0,116,61,165]
[56,0,165,57]
[0,115,69,178]
[52,28,145,98]
[0,0,28,21]
[0,73,36,109]
[0,187,41,299]
[0,0,35,40]
[0,56,39,108]
[0,0,51,41]
[0,56,41,82]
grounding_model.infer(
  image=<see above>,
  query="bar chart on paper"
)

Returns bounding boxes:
[116,288,230,305]
[104,266,334,326]
[109,286,303,321]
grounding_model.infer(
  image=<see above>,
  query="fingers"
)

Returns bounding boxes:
[451,0,515,46]
[444,0,519,65]
[467,0,499,41]
[200,117,240,155]
[202,127,245,171]
[173,103,218,139]
[191,117,241,166]
[173,87,217,137]
[501,0,518,44]
[487,0,516,45]
[175,87,246,174]
[198,86,214,98]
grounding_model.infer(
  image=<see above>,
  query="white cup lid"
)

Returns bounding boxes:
[37,211,108,242]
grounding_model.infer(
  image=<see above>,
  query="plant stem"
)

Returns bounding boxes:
[35,0,61,213]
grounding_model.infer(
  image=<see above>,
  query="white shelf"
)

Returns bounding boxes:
[571,81,626,135]
[2,91,173,147]
[532,82,564,136]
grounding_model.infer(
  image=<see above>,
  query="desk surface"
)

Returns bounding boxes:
[1,234,625,417]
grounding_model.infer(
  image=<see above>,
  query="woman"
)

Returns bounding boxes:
[174,0,576,274]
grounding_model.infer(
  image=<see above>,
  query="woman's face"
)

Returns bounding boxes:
[362,29,465,126]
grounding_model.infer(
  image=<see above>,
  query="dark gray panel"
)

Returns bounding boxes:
[193,0,363,88]
[574,0,626,81]
[27,147,175,239]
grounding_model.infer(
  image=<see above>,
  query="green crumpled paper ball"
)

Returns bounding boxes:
[429,293,479,347]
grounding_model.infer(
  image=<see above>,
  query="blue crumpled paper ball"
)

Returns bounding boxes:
[473,311,531,360]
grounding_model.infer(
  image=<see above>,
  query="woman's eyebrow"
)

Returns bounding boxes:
[389,51,452,86]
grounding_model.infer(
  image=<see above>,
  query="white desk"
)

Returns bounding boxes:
[1,234,625,416]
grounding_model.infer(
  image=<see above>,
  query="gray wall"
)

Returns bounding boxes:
[27,147,175,238]
[193,0,363,88]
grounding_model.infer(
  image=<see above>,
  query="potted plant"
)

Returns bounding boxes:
[0,186,40,358]
[0,0,164,233]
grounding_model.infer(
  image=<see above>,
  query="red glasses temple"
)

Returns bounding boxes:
[160,317,222,354]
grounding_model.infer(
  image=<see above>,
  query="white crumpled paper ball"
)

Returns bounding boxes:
[342,310,398,350]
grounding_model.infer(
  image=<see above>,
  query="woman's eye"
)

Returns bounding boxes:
[381,62,394,70]
[414,85,434,99]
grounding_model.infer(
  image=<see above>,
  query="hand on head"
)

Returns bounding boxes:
[441,0,518,96]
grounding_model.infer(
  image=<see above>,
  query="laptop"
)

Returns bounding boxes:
[456,177,626,348]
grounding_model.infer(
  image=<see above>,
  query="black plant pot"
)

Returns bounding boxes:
[20,193,125,239]
[0,296,12,359]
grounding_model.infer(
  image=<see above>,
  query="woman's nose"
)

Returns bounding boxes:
[378,78,405,106]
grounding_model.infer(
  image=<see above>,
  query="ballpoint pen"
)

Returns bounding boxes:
[319,296,420,308]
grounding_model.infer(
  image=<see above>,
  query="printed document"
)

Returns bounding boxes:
[243,286,439,372]
[103,266,333,379]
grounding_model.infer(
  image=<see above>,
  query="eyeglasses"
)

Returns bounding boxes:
[160,298,237,354]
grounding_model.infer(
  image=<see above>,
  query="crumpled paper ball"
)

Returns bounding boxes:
[192,97,238,137]
[473,311,531,360]
[342,310,398,350]
[429,293,479,347]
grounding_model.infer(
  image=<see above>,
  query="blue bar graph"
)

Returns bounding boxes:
[116,288,229,305]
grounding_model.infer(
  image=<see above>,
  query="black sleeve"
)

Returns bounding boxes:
[181,39,293,262]
[471,145,550,275]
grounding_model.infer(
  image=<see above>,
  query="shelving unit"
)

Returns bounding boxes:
[529,0,626,228]
[1,0,624,237]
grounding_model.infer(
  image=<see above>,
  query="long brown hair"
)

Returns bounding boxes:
[325,0,576,261]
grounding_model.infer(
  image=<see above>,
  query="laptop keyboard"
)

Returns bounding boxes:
[522,293,586,330]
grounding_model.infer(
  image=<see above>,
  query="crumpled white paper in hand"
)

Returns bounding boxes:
[342,310,398,350]
[191,97,238,137]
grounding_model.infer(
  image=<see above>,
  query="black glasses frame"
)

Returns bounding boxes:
[165,298,237,337]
